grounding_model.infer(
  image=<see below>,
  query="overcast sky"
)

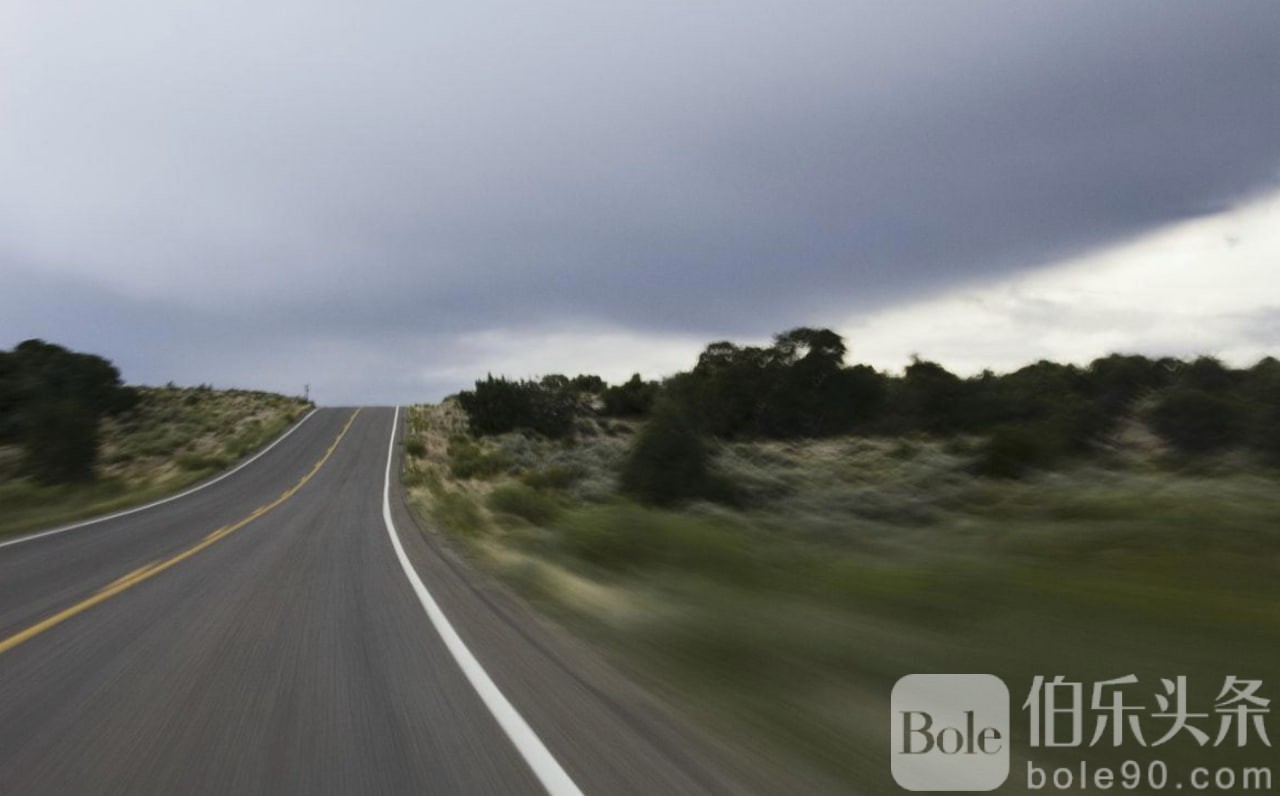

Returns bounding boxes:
[2,1,1278,404]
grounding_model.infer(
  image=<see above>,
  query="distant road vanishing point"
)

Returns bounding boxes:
[0,407,762,795]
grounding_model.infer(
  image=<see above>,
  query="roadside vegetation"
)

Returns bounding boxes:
[404,328,1279,793]
[0,340,311,537]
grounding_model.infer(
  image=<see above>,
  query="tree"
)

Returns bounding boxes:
[758,333,848,437]
[1148,388,1242,454]
[694,341,742,373]
[678,329,861,438]
[569,374,606,394]
[770,327,847,368]
[602,374,659,417]
[539,374,571,393]
[1241,358,1280,464]
[456,375,576,439]
[0,340,138,483]
[0,349,19,443]
[1179,356,1235,393]
[683,342,770,437]
[24,399,100,483]
[1086,354,1168,413]
[898,357,967,433]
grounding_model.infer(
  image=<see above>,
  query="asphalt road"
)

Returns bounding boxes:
[0,407,805,795]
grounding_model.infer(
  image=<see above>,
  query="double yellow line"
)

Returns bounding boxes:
[0,409,361,657]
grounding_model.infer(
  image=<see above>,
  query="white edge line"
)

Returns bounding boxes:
[380,406,585,796]
[0,408,320,550]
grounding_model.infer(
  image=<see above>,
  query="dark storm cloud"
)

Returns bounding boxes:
[445,2,1280,334]
[2,0,1277,401]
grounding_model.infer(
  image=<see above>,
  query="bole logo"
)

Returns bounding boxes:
[891,674,1010,791]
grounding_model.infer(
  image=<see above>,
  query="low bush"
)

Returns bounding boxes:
[487,483,560,525]
[434,491,487,536]
[404,438,427,458]
[520,464,584,491]
[448,439,511,480]
[973,426,1053,479]
[619,401,711,506]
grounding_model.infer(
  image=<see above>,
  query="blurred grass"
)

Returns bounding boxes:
[0,386,310,537]
[402,403,1280,794]
[487,483,561,526]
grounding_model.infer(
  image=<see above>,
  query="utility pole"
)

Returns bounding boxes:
[304,384,310,403]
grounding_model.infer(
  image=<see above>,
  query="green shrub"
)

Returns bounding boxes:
[448,439,511,479]
[974,427,1052,479]
[405,438,427,458]
[620,401,710,506]
[487,483,560,525]
[520,464,584,491]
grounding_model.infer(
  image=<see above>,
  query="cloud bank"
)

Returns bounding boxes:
[2,1,1277,402]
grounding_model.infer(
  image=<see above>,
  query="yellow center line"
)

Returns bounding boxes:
[0,409,361,657]
[97,559,163,594]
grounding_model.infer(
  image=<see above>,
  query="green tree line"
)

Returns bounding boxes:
[454,327,1280,493]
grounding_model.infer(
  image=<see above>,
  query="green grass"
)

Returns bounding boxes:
[401,403,1280,793]
[433,490,488,536]
[487,483,561,526]
[535,503,1277,792]
[0,386,310,537]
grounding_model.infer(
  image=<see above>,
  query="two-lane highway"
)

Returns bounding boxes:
[0,408,786,795]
